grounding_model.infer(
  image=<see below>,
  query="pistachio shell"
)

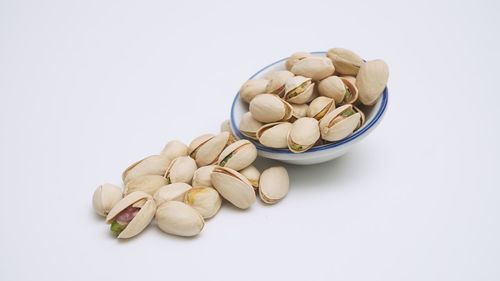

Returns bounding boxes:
[291,103,309,120]
[264,70,294,96]
[188,134,215,156]
[92,183,123,217]
[340,77,359,104]
[239,165,260,190]
[353,105,365,129]
[211,167,256,209]
[193,132,230,166]
[164,156,197,184]
[122,155,171,184]
[156,201,204,237]
[184,187,222,219]
[319,104,361,141]
[217,140,257,171]
[356,59,389,105]
[287,117,320,153]
[256,122,292,149]
[239,112,263,140]
[220,120,237,143]
[259,166,289,204]
[106,191,156,239]
[160,140,188,160]
[286,52,312,70]
[239,79,269,103]
[307,96,335,120]
[284,76,315,104]
[124,175,169,196]
[192,165,216,187]
[153,183,192,205]
[318,76,346,104]
[249,94,292,123]
[341,76,356,85]
[291,56,335,81]
[326,48,364,75]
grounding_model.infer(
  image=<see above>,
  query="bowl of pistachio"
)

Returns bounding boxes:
[230,50,389,165]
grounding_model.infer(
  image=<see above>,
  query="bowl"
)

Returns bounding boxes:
[230,52,388,165]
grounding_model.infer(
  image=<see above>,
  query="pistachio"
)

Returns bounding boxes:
[239,79,269,103]
[340,77,359,104]
[122,155,171,184]
[211,166,256,209]
[164,156,197,184]
[319,104,361,141]
[239,165,260,190]
[249,94,293,123]
[326,48,364,75]
[307,96,335,120]
[192,165,216,187]
[256,122,293,149]
[287,117,320,153]
[239,112,263,140]
[286,51,312,70]
[284,76,315,104]
[291,103,309,121]
[291,56,335,81]
[220,119,237,143]
[106,191,156,239]
[184,187,222,219]
[264,70,294,96]
[259,166,289,204]
[156,201,204,237]
[160,140,188,160]
[153,183,192,205]
[188,133,215,156]
[191,132,231,166]
[217,140,257,171]
[341,75,356,85]
[318,76,347,105]
[92,184,123,217]
[353,105,365,129]
[124,175,169,196]
[356,59,389,105]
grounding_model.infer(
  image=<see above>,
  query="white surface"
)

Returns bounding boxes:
[0,0,499,280]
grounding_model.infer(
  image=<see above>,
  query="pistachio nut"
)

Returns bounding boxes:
[211,166,256,209]
[122,155,171,184]
[160,140,188,160]
[153,183,192,205]
[318,76,347,105]
[291,56,335,81]
[192,165,216,187]
[249,94,293,123]
[239,165,260,190]
[264,70,294,97]
[341,75,356,85]
[188,133,215,156]
[356,59,389,105]
[220,119,237,143]
[307,96,335,120]
[106,191,156,239]
[124,175,169,196]
[284,76,315,104]
[291,103,308,121]
[319,104,361,141]
[287,117,320,153]
[286,51,312,70]
[164,156,197,184]
[92,183,123,217]
[259,166,289,204]
[340,77,358,104]
[191,132,231,166]
[217,140,257,171]
[239,112,263,140]
[256,122,293,149]
[184,187,222,219]
[239,79,269,103]
[353,105,365,129]
[156,201,204,237]
[326,48,364,76]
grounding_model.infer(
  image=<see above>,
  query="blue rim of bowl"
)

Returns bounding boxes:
[230,51,388,154]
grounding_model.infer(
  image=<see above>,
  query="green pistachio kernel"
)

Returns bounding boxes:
[110,220,126,237]
[220,152,234,167]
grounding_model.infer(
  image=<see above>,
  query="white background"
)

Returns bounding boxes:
[1,0,499,280]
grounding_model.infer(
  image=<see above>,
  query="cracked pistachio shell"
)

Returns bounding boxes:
[341,76,356,85]
[319,104,361,141]
[153,183,192,205]
[239,79,269,103]
[211,166,256,209]
[284,76,315,104]
[249,94,293,123]
[291,103,308,120]
[353,105,365,129]
[318,76,346,104]
[340,77,359,104]
[164,156,197,184]
[106,191,156,239]
[286,51,312,70]
[184,187,221,219]
[124,175,168,196]
[307,96,335,120]
[239,112,263,140]
[156,201,204,237]
[256,122,292,149]
[217,140,257,171]
[160,140,188,160]
[356,59,389,105]
[220,120,237,143]
[92,183,123,217]
[287,117,320,153]
[122,155,171,184]
[326,48,364,76]
[291,56,335,81]
[192,165,216,187]
[239,165,260,190]
[264,70,294,96]
[188,133,215,156]
[259,166,289,204]
[192,132,231,166]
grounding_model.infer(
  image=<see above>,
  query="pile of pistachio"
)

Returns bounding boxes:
[239,48,389,153]
[92,125,289,238]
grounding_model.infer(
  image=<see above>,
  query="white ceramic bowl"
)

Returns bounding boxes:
[230,52,388,165]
